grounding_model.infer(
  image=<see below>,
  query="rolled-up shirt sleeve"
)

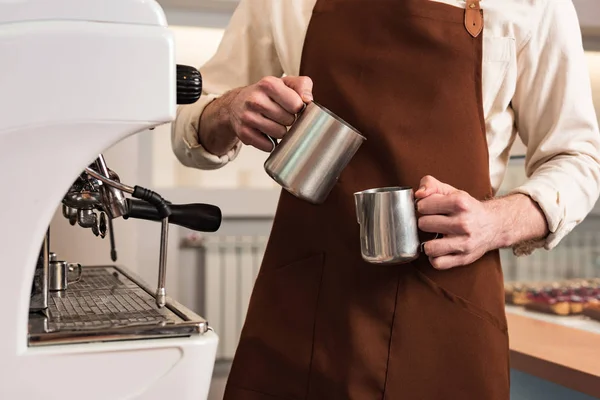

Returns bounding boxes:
[510,0,600,253]
[171,0,284,170]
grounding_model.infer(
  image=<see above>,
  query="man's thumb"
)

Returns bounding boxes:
[282,75,314,103]
[415,175,456,198]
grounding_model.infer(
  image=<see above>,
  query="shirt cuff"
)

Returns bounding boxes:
[508,180,572,255]
[171,94,242,170]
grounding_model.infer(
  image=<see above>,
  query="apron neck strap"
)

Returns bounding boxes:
[465,0,483,37]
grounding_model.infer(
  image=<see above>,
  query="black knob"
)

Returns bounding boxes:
[176,64,202,105]
[124,199,221,233]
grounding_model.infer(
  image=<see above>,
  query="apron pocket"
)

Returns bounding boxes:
[226,253,325,400]
[412,267,508,335]
[387,267,510,399]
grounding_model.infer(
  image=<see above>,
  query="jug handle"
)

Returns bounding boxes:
[354,196,363,224]
[262,134,278,152]
[67,263,83,284]
[414,197,441,253]
[420,233,441,253]
[262,102,309,152]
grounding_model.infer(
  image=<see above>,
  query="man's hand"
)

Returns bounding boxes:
[414,176,501,270]
[199,76,313,155]
[414,175,549,270]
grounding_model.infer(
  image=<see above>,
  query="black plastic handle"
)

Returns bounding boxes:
[176,64,202,105]
[124,199,222,232]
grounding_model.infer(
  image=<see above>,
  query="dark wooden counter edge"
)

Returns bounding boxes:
[507,312,600,398]
[510,350,600,398]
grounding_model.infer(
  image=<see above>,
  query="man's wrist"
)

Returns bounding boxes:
[198,91,240,156]
[485,193,549,250]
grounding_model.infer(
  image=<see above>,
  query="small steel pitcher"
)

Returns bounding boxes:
[354,186,438,265]
[48,253,82,291]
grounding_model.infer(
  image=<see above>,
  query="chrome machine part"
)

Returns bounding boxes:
[98,212,107,238]
[95,154,128,219]
[62,190,102,210]
[28,265,209,347]
[62,205,78,225]
[77,209,97,229]
[108,217,117,262]
[85,166,173,308]
[84,167,134,194]
[156,217,169,308]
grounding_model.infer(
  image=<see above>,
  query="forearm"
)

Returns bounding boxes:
[198,90,241,157]
[486,194,549,250]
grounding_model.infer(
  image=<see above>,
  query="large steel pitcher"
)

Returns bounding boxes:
[264,101,366,204]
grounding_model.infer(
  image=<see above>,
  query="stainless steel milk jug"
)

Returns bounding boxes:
[354,187,422,265]
[264,101,366,204]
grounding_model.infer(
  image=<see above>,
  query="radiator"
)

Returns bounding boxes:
[182,216,600,361]
[183,234,269,360]
[501,217,600,283]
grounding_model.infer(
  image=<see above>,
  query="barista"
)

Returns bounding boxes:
[172,0,600,398]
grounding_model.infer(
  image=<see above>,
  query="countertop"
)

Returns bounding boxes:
[506,306,600,398]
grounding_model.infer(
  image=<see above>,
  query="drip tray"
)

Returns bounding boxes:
[28,265,208,346]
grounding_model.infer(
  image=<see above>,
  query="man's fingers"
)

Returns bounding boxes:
[415,175,457,199]
[422,235,470,258]
[428,254,469,270]
[242,113,287,139]
[261,104,296,127]
[245,92,296,126]
[417,215,454,234]
[417,192,471,215]
[282,75,314,103]
[238,126,275,152]
[233,76,314,150]
[257,76,305,114]
[417,194,454,215]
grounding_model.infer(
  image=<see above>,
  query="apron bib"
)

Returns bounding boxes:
[224,0,510,398]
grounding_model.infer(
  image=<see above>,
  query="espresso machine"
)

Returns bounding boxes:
[0,1,222,398]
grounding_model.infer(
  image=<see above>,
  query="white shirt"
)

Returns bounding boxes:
[171,0,600,251]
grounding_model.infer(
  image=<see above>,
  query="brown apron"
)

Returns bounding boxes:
[224,0,510,398]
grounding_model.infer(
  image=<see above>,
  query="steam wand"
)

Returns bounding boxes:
[85,167,171,308]
[108,218,117,262]
[156,218,168,307]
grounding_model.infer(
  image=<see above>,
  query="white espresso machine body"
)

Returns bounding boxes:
[0,1,218,398]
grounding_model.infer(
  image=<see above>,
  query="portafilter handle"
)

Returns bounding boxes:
[123,199,222,232]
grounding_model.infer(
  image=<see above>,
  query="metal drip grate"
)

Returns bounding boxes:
[47,268,171,331]
[28,266,208,347]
